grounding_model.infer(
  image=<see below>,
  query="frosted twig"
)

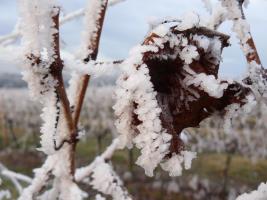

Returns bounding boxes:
[1,169,32,184]
[18,157,56,200]
[70,0,109,129]
[0,163,23,194]
[0,0,126,46]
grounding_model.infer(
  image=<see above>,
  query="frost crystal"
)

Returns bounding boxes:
[180,45,199,64]
[161,151,196,176]
[90,158,131,200]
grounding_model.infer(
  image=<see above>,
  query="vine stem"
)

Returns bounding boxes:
[70,0,109,178]
[72,1,109,127]
[237,0,262,66]
[50,8,76,176]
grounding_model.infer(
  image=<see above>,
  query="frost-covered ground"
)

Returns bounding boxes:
[0,88,267,200]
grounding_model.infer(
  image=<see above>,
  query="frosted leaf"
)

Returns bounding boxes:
[114,20,250,178]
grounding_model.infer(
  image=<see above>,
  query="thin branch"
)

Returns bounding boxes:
[237,1,262,66]
[1,169,32,184]
[0,0,126,46]
[0,163,23,194]
[72,0,109,128]
[50,9,78,177]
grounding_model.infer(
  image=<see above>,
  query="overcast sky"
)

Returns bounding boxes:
[0,0,266,78]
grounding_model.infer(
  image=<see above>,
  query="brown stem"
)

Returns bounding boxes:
[238,1,262,66]
[50,9,77,176]
[73,0,109,127]
[70,0,109,178]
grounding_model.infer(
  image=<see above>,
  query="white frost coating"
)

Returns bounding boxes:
[38,91,60,154]
[79,0,107,59]
[19,0,61,155]
[63,53,118,77]
[18,156,57,200]
[19,0,58,63]
[67,0,108,110]
[147,16,182,30]
[180,45,199,64]
[0,163,23,194]
[223,94,256,134]
[182,151,197,170]
[1,169,32,184]
[236,182,267,200]
[152,24,169,37]
[161,151,196,177]
[90,158,132,200]
[113,42,174,176]
[193,35,210,52]
[176,12,200,31]
[245,61,267,98]
[185,73,229,98]
[75,140,131,200]
[58,178,86,200]
[221,0,266,99]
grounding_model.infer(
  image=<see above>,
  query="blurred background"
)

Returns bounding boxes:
[0,0,267,200]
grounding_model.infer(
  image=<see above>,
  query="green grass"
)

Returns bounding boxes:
[1,136,267,199]
[190,153,267,187]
